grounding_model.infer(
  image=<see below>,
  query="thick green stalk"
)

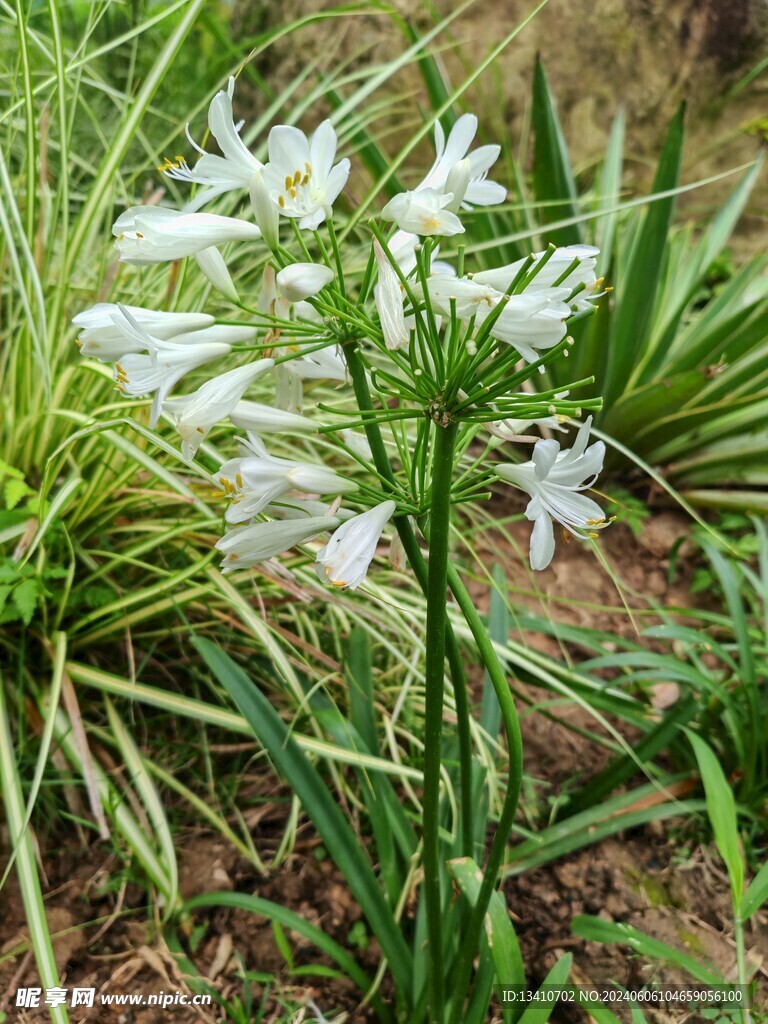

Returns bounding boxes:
[343,339,474,856]
[422,419,458,1023]
[446,564,524,1024]
[344,338,523,1020]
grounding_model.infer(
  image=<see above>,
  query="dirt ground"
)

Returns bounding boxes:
[1,510,766,1023]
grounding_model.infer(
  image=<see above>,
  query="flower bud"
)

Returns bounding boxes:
[444,158,471,212]
[249,170,279,250]
[276,262,334,303]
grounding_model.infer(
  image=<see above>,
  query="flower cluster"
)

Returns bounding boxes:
[75,76,610,580]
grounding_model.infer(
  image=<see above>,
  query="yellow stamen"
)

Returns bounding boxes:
[278,195,285,208]
[293,169,301,186]
[284,175,293,190]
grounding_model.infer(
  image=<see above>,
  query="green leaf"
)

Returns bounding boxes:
[741,860,768,920]
[571,916,723,985]
[12,577,38,625]
[686,731,745,907]
[193,637,413,1001]
[448,856,525,1023]
[602,104,686,405]
[4,477,34,510]
[184,891,386,1020]
[531,61,582,247]
[516,954,572,1024]
[346,627,413,902]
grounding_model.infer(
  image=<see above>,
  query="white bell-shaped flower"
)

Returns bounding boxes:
[316,500,397,589]
[217,434,355,523]
[474,245,603,311]
[164,358,274,461]
[382,188,465,237]
[73,304,214,362]
[113,207,262,264]
[495,418,608,570]
[216,515,340,572]
[417,114,506,208]
[264,121,350,230]
[426,274,572,363]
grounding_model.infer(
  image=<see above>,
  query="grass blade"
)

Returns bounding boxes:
[193,635,414,1000]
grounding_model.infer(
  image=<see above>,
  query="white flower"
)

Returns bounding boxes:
[276,263,334,302]
[284,342,347,382]
[373,241,408,350]
[217,434,355,523]
[263,121,350,230]
[109,308,253,426]
[426,274,571,362]
[495,418,608,570]
[230,400,317,433]
[161,76,263,212]
[115,340,231,428]
[195,246,240,303]
[417,114,506,208]
[113,207,261,264]
[316,500,397,589]
[164,358,274,461]
[216,515,340,572]
[73,304,214,361]
[249,170,280,249]
[474,245,602,311]
[486,414,567,446]
[381,188,465,237]
[268,499,355,521]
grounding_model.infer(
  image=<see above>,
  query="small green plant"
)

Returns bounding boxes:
[573,729,768,1024]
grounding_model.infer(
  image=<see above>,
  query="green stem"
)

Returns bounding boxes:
[734,912,750,1024]
[446,563,524,1024]
[423,419,457,1023]
[343,340,474,866]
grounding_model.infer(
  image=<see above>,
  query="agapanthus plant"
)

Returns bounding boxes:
[75,74,609,1024]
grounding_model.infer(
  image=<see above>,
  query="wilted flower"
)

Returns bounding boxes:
[264,121,350,230]
[316,500,397,589]
[216,515,340,572]
[495,417,608,570]
[164,359,274,461]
